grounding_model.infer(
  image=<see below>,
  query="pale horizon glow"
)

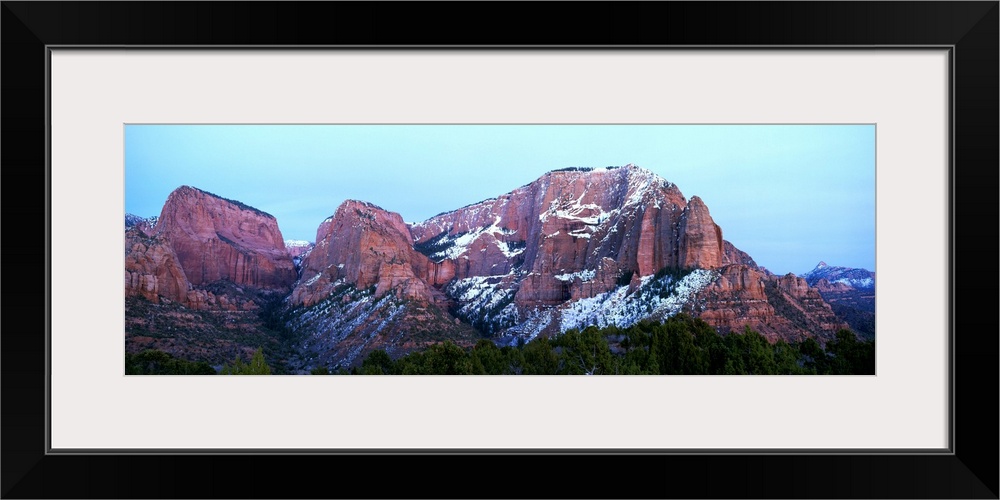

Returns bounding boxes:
[125,124,875,276]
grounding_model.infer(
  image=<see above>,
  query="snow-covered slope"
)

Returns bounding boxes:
[801,261,875,290]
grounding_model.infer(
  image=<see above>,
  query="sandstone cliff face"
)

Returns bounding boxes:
[155,186,296,291]
[125,229,266,311]
[722,240,758,268]
[286,164,852,361]
[409,165,735,312]
[692,265,849,343]
[127,167,864,370]
[694,264,777,334]
[773,273,850,341]
[125,232,190,304]
[286,200,481,368]
[287,166,721,366]
[678,196,724,269]
[124,186,296,310]
[411,166,687,275]
[290,200,440,308]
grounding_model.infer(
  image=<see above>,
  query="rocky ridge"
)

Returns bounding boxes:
[125,186,296,310]
[800,261,876,339]
[126,166,864,370]
[802,261,875,290]
[124,188,303,367]
[283,165,852,367]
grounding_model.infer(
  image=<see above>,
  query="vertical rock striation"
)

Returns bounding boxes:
[124,186,296,309]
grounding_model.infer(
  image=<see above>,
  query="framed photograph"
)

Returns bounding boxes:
[122,123,878,377]
[4,2,996,498]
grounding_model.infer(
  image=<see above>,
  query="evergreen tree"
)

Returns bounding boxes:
[522,336,559,375]
[125,349,215,375]
[552,327,615,375]
[798,338,829,374]
[471,339,507,375]
[826,329,875,375]
[360,349,396,375]
[221,348,272,375]
[423,341,473,374]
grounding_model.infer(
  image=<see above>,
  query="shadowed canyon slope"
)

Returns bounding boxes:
[124,187,299,366]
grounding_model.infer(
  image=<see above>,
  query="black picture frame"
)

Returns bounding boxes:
[3,2,996,498]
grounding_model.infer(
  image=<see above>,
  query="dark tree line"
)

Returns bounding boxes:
[127,314,875,375]
[348,314,875,375]
[126,347,273,375]
[125,349,216,375]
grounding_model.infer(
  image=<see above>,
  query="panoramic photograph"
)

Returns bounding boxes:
[124,124,876,375]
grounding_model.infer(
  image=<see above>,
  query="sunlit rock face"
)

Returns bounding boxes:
[409,165,729,309]
[290,199,443,308]
[125,186,296,310]
[155,186,296,291]
[289,164,850,352]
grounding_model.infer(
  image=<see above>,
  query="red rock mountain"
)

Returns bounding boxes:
[290,165,738,310]
[405,166,740,308]
[285,165,850,368]
[285,200,478,367]
[156,186,296,290]
[410,165,728,280]
[696,266,846,343]
[124,229,190,305]
[125,168,856,370]
[291,200,442,307]
[125,186,296,309]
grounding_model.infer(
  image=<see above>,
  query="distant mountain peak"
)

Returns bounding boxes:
[546,163,653,177]
[802,262,875,290]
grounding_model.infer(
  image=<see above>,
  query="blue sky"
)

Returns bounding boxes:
[125,124,875,275]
